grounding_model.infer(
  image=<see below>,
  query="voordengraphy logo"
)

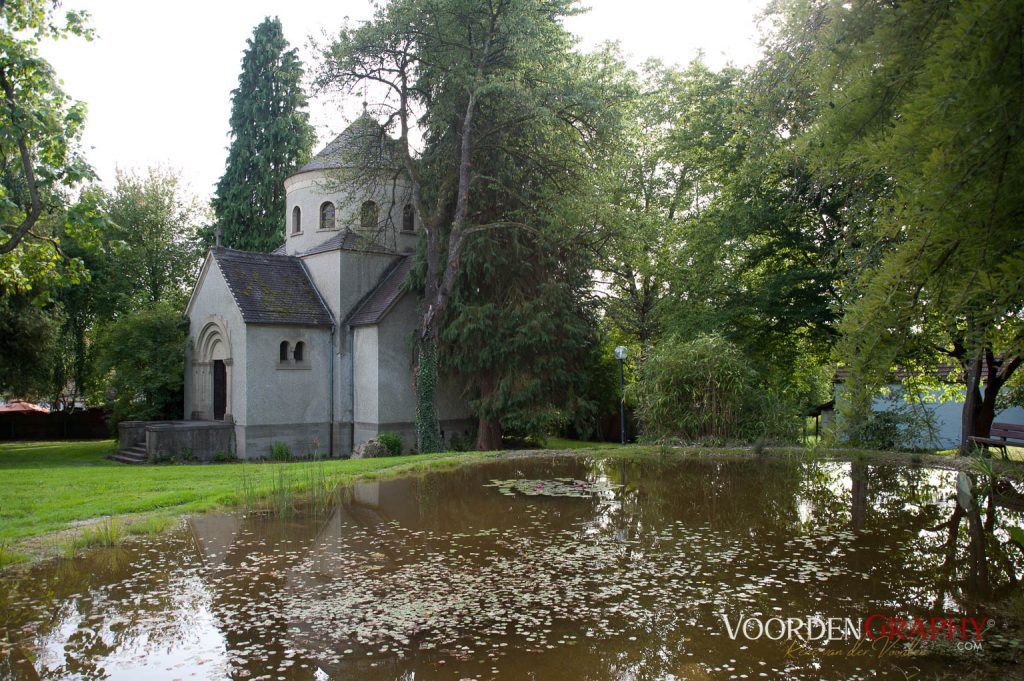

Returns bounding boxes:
[863,614,989,642]
[720,615,862,643]
[720,614,992,644]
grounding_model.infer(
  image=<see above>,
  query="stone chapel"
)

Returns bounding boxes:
[183,113,472,458]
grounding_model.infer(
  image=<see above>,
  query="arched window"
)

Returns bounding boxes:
[293,341,304,362]
[402,204,415,232]
[360,200,378,231]
[291,206,302,234]
[279,341,290,362]
[319,202,335,230]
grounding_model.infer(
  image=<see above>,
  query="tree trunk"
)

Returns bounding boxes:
[960,353,983,455]
[975,348,999,439]
[960,348,1021,454]
[475,372,502,451]
[476,417,503,452]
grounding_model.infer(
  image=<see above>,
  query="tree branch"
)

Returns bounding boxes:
[0,63,44,255]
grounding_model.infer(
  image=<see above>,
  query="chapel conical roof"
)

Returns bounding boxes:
[293,110,400,175]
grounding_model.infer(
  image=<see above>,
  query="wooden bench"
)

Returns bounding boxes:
[968,422,1024,459]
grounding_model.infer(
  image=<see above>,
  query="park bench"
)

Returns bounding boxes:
[968,422,1024,459]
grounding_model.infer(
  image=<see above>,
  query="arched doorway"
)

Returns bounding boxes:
[195,319,232,421]
[213,360,227,420]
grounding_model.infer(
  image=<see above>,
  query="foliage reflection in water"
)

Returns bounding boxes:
[1,456,1023,680]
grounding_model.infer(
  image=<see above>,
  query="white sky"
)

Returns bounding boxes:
[41,0,768,201]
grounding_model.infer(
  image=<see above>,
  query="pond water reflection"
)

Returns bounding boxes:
[2,456,1023,680]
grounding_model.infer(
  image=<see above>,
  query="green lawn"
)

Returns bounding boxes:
[13,436,970,557]
[542,437,625,450]
[0,437,637,549]
[0,439,502,544]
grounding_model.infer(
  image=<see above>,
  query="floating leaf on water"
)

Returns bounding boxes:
[483,478,621,499]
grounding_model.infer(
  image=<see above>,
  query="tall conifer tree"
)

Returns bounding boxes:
[213,17,314,252]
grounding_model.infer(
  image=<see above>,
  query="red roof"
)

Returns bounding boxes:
[0,400,50,414]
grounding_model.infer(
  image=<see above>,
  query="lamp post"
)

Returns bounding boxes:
[614,346,627,444]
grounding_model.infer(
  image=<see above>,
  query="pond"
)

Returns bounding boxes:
[2,455,1023,680]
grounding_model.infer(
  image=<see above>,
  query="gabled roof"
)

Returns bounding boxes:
[300,230,392,257]
[349,256,413,327]
[211,248,332,327]
[832,361,989,385]
[293,112,400,176]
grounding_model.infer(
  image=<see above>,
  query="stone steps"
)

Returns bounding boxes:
[109,444,148,465]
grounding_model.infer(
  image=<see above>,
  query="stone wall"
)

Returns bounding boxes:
[241,422,332,460]
[118,420,149,450]
[146,421,234,462]
[184,256,248,423]
[242,324,332,459]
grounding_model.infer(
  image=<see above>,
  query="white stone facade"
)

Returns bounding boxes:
[185,118,472,459]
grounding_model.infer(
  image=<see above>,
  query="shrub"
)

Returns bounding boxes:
[92,301,187,426]
[377,432,403,457]
[449,427,477,452]
[844,392,938,451]
[633,333,763,443]
[153,450,176,465]
[271,441,291,461]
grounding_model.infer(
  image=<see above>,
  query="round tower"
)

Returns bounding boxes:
[283,112,419,255]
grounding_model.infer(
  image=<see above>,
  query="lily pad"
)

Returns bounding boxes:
[483,478,621,498]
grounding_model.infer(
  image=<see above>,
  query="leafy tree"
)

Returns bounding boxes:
[35,170,201,409]
[775,0,1024,450]
[0,293,55,399]
[103,168,203,310]
[597,58,741,361]
[0,2,105,404]
[92,302,187,423]
[646,19,880,417]
[441,225,602,449]
[212,16,314,252]
[0,0,98,293]
[0,189,109,407]
[17,170,202,410]
[318,0,621,451]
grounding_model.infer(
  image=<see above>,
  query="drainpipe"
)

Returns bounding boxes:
[344,245,355,456]
[327,325,335,456]
[299,260,336,457]
[348,324,355,454]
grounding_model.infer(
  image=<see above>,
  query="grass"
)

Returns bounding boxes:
[124,514,177,536]
[934,445,1024,462]
[67,517,123,556]
[8,436,1011,562]
[0,538,29,568]
[0,439,523,546]
[542,437,624,450]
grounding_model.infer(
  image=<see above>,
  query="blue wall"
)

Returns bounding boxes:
[833,385,1024,450]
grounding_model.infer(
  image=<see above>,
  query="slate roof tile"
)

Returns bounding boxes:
[212,248,332,327]
[348,256,413,327]
[300,230,391,257]
[294,113,400,175]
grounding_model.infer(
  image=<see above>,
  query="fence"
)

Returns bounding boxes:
[0,409,111,441]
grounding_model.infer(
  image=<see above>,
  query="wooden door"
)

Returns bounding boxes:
[213,359,226,421]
